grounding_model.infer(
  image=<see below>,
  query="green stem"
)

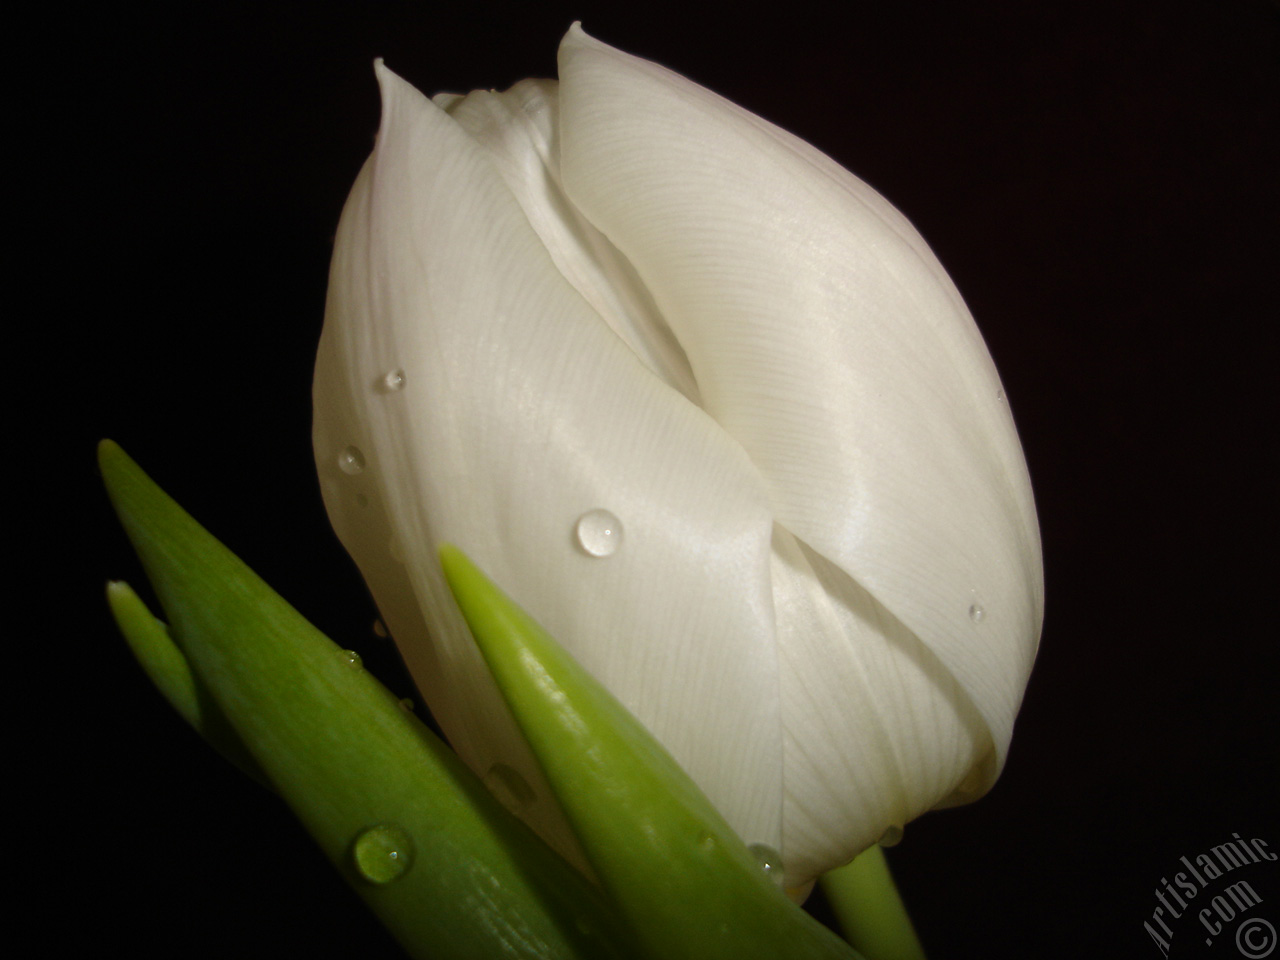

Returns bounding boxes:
[819,845,927,960]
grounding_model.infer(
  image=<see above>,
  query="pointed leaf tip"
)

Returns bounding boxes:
[105,578,272,789]
[98,451,631,960]
[440,544,862,959]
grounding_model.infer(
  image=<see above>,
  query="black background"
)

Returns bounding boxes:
[41,1,1279,957]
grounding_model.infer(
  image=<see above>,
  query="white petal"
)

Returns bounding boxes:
[435,79,702,403]
[557,24,1043,856]
[771,525,989,881]
[313,62,788,863]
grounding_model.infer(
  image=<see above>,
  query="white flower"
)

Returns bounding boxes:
[313,24,1043,888]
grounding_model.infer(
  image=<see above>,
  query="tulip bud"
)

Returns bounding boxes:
[313,23,1043,887]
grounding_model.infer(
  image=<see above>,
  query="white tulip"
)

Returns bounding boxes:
[313,23,1043,888]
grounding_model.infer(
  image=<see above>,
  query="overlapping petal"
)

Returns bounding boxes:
[314,59,787,873]
[314,25,1042,886]
[555,26,1042,875]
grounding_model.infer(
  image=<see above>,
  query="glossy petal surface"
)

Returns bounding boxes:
[314,62,786,870]
[315,25,1042,884]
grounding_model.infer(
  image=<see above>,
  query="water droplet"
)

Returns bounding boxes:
[878,825,904,847]
[484,763,536,811]
[372,619,388,638]
[351,824,414,884]
[968,603,985,623]
[575,509,622,557]
[381,369,405,392]
[996,389,1006,402]
[398,697,415,713]
[338,446,365,475]
[340,649,362,669]
[748,843,786,887]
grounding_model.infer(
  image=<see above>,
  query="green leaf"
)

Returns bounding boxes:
[99,439,631,960]
[107,578,272,789]
[439,544,863,960]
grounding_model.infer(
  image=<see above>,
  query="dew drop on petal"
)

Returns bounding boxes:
[351,824,414,884]
[484,763,536,811]
[372,619,388,638]
[969,603,986,623]
[338,446,366,475]
[575,509,622,557]
[398,697,415,713]
[382,369,405,392]
[878,825,904,847]
[340,649,363,669]
[996,389,1006,402]
[747,843,786,887]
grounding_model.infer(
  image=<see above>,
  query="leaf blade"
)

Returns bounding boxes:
[99,439,631,960]
[440,543,861,960]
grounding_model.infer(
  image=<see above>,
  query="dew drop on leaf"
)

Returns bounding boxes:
[351,824,414,884]
[748,843,786,887]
